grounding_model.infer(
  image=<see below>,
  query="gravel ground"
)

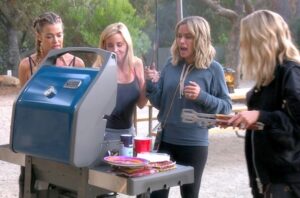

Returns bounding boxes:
[0,86,252,198]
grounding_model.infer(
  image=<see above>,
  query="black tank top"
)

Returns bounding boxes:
[28,56,76,75]
[105,75,140,129]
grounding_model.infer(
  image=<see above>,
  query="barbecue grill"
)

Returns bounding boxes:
[10,47,118,167]
[0,47,194,198]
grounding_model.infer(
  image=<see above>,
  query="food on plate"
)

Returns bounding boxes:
[148,160,176,172]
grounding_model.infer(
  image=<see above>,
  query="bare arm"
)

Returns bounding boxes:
[18,58,30,87]
[74,56,85,67]
[134,57,148,108]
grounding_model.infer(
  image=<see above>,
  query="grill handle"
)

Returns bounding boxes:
[40,47,116,67]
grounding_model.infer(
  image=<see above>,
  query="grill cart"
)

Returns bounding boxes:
[0,47,194,198]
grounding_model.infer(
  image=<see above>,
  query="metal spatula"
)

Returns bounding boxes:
[181,108,264,130]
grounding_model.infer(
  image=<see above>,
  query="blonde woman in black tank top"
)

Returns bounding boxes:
[95,22,148,134]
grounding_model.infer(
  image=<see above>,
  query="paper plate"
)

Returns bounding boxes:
[137,152,170,163]
[104,156,149,168]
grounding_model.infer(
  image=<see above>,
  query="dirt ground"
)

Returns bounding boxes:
[0,86,252,198]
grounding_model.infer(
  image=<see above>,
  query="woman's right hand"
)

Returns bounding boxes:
[227,110,260,129]
[144,65,160,83]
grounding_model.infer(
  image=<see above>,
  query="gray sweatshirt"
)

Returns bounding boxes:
[146,59,232,146]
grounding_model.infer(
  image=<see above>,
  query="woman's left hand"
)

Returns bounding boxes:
[184,81,200,100]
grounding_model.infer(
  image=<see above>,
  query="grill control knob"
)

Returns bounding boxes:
[44,86,57,98]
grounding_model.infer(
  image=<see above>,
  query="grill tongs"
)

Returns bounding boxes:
[181,108,264,130]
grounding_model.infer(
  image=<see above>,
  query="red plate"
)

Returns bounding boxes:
[104,156,149,167]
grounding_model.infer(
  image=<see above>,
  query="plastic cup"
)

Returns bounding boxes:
[134,137,152,154]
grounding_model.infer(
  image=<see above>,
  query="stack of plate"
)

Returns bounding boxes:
[104,156,157,177]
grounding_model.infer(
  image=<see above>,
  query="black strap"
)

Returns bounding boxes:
[28,56,36,75]
[68,56,76,66]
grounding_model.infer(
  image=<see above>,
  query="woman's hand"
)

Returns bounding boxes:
[227,110,260,129]
[184,81,201,100]
[144,65,160,83]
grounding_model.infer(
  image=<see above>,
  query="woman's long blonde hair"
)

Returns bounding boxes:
[94,22,134,68]
[240,10,300,87]
[171,16,215,69]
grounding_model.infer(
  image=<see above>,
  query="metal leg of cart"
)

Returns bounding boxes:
[22,155,115,198]
[23,155,70,198]
[1,145,194,198]
[24,156,35,198]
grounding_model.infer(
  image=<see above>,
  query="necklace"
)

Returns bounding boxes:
[179,63,194,98]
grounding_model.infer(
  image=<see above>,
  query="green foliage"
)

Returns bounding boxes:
[184,0,233,45]
[218,32,229,45]
[156,0,177,47]
[290,17,300,47]
[65,0,151,56]
[135,0,234,48]
[0,0,151,73]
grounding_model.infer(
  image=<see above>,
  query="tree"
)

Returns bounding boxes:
[0,0,53,75]
[196,0,300,86]
[0,0,35,75]
[64,0,151,57]
[0,0,151,74]
[192,0,252,83]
